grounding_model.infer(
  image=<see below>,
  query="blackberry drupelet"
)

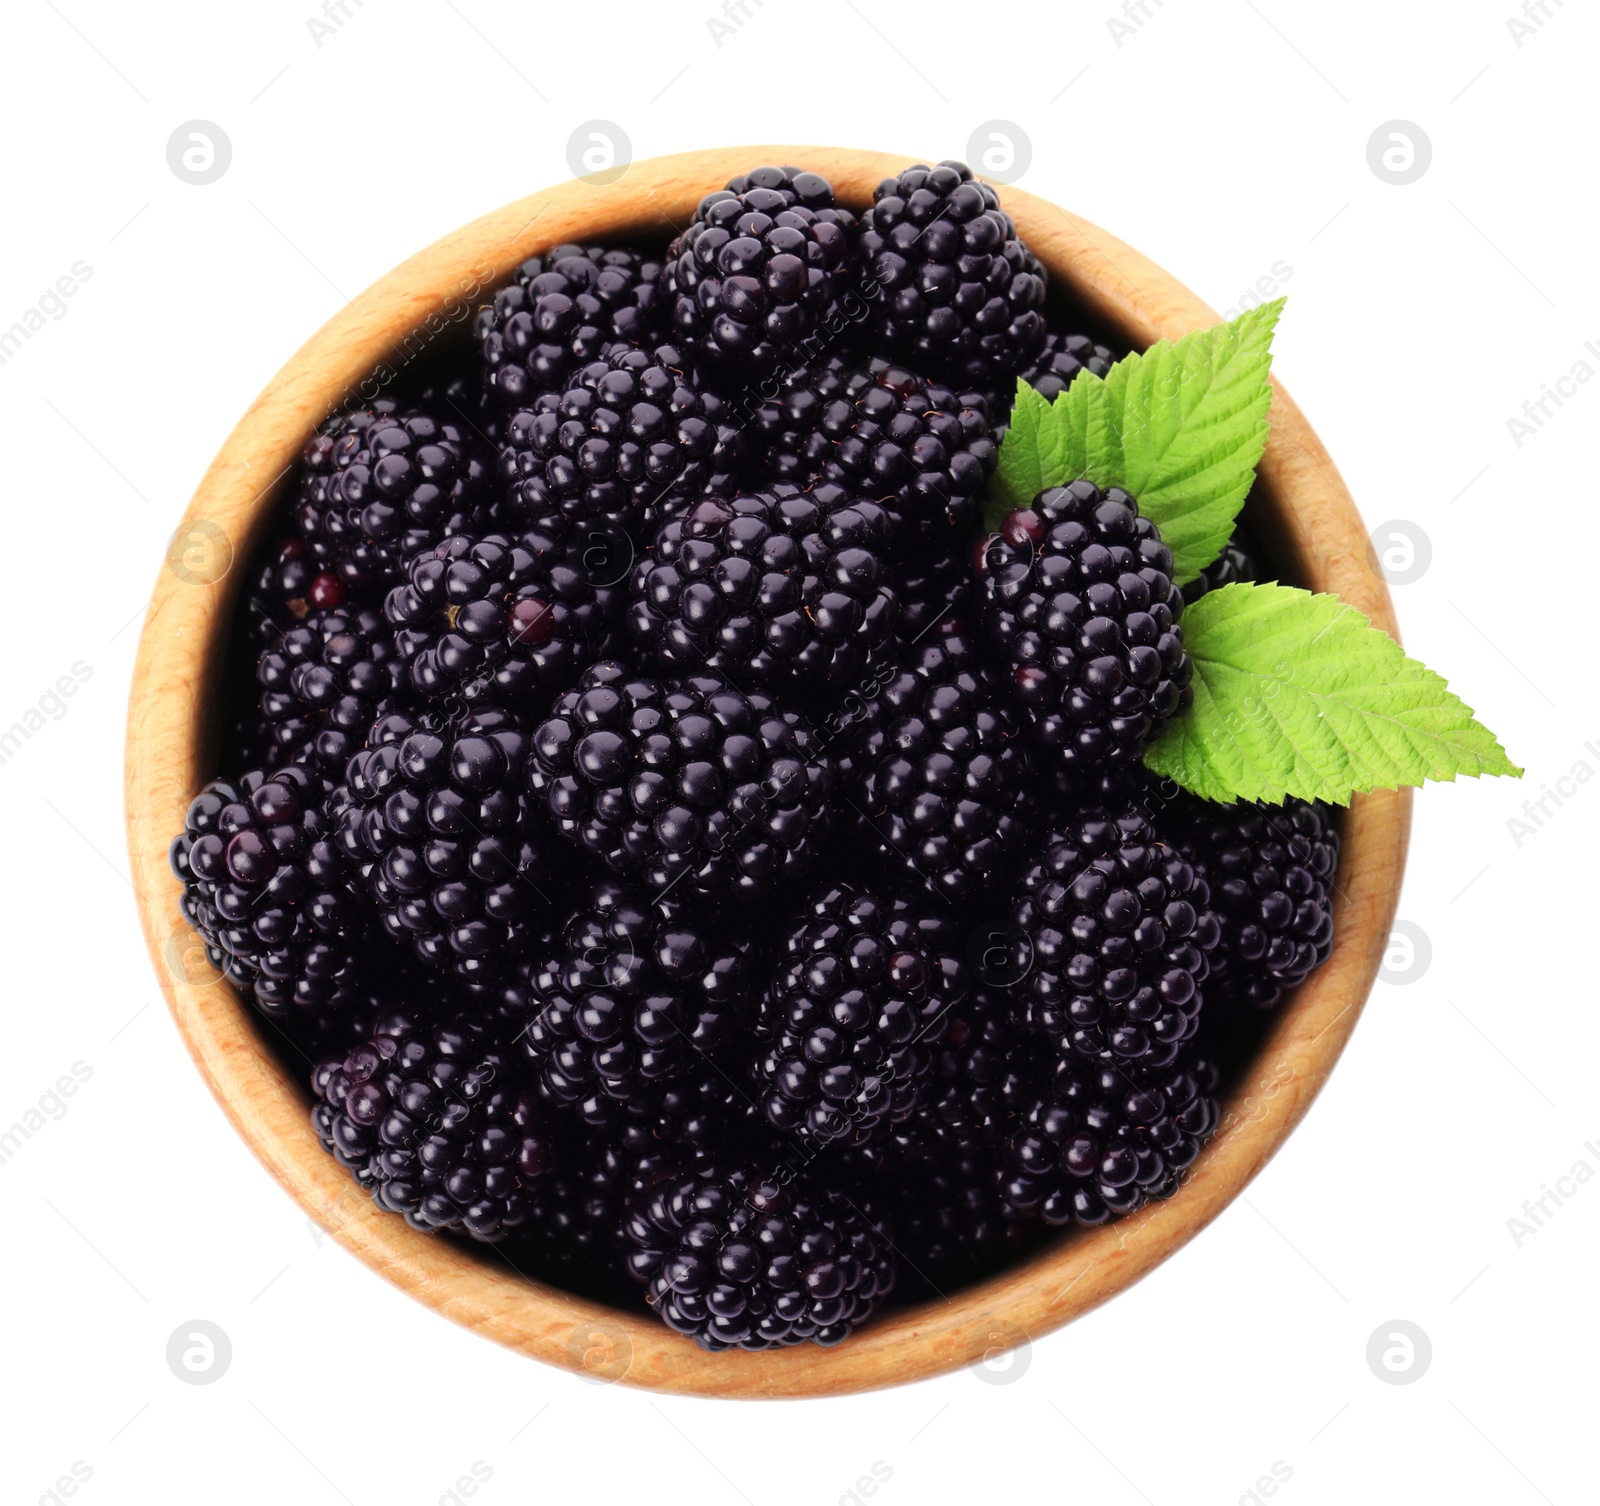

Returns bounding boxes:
[256,606,407,773]
[385,530,621,705]
[295,401,492,601]
[499,343,749,534]
[857,160,1047,388]
[753,884,967,1147]
[623,1159,896,1349]
[1011,804,1220,1069]
[1000,1050,1219,1226]
[312,1013,555,1241]
[515,879,754,1123]
[1016,330,1117,402]
[1181,536,1259,605]
[170,766,368,1020]
[478,243,668,410]
[877,1149,1030,1294]
[1175,796,1340,1012]
[979,480,1192,769]
[339,707,558,984]
[529,662,835,903]
[666,166,860,382]
[629,487,900,694]
[750,355,998,560]
[852,627,1037,900]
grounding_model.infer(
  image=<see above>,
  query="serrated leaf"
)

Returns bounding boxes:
[982,302,1282,582]
[1144,582,1522,804]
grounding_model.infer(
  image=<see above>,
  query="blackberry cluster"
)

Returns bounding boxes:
[499,342,748,532]
[1182,534,1260,605]
[478,244,668,410]
[313,1012,554,1240]
[980,480,1192,770]
[666,166,860,381]
[293,401,492,602]
[170,767,368,1020]
[753,884,967,1147]
[623,1161,896,1349]
[629,487,900,694]
[1176,796,1340,1013]
[385,530,622,702]
[852,627,1037,899]
[1011,803,1220,1068]
[177,156,1341,1354]
[514,879,753,1125]
[857,161,1047,388]
[339,708,556,984]
[529,662,835,902]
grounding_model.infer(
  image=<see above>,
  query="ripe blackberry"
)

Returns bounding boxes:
[753,884,968,1147]
[1000,1050,1219,1226]
[1181,536,1259,605]
[1011,804,1220,1068]
[312,1013,555,1241]
[1175,796,1340,1012]
[629,487,900,694]
[750,355,998,558]
[384,530,622,705]
[857,161,1046,387]
[1016,331,1117,402]
[170,766,368,1020]
[478,243,668,410]
[529,662,835,903]
[339,707,558,983]
[256,606,407,773]
[979,480,1192,769]
[853,628,1037,900]
[499,343,749,533]
[666,166,861,382]
[515,880,754,1123]
[294,401,492,601]
[624,1160,896,1349]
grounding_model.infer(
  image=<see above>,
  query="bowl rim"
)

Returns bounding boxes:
[124,144,1410,1399]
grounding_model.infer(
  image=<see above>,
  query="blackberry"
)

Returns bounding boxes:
[753,884,967,1147]
[312,1013,555,1241]
[1011,804,1220,1068]
[256,606,407,773]
[979,480,1192,769]
[1016,331,1117,402]
[499,343,749,533]
[339,707,558,983]
[852,627,1037,900]
[1175,796,1339,1012]
[1000,1050,1219,1226]
[624,1160,896,1349]
[169,766,368,1020]
[857,161,1046,387]
[515,879,754,1123]
[749,355,998,558]
[529,662,835,903]
[294,401,492,601]
[384,530,621,705]
[666,166,861,382]
[478,244,668,410]
[1181,536,1259,605]
[629,487,900,694]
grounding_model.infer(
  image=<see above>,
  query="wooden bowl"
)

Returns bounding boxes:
[125,145,1409,1399]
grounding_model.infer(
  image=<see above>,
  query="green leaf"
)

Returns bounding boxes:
[1144,582,1522,804]
[982,301,1283,584]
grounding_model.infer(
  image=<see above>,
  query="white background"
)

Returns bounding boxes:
[0,1,1591,1502]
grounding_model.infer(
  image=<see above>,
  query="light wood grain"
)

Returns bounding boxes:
[124,146,1410,1399]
